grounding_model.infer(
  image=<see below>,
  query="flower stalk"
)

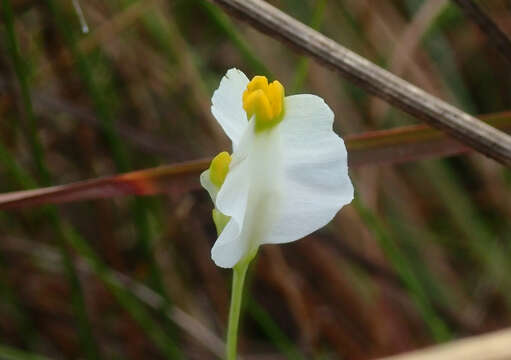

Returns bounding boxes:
[226,257,251,360]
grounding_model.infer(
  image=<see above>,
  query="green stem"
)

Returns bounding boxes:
[226,258,251,360]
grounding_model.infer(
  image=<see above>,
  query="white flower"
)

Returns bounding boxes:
[201,68,354,268]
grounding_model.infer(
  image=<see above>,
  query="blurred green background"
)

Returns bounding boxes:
[1,0,511,359]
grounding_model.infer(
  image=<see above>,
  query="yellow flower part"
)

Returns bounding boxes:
[242,75,285,131]
[209,151,232,187]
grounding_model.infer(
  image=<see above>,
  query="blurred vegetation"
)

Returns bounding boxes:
[1,0,511,359]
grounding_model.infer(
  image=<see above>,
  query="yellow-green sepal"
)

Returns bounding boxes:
[212,208,231,235]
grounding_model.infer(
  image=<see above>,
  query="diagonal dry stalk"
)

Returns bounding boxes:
[210,0,511,166]
[451,0,511,65]
[378,326,511,360]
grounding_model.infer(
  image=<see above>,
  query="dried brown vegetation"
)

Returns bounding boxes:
[1,0,511,359]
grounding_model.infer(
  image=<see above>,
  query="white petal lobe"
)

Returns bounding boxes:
[264,94,354,245]
[211,68,249,150]
[212,155,250,267]
[200,169,218,203]
[213,120,282,267]
[211,219,244,268]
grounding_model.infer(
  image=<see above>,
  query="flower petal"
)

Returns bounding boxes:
[211,68,249,150]
[215,119,286,266]
[200,169,218,203]
[215,157,250,230]
[211,218,245,268]
[212,155,251,268]
[264,94,354,244]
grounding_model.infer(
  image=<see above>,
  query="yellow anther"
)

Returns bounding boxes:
[242,75,285,131]
[243,89,273,123]
[267,80,284,119]
[209,151,231,188]
[246,75,268,92]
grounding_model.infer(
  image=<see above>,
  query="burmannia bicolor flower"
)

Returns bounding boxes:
[201,68,354,268]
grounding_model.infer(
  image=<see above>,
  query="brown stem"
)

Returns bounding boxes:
[210,0,511,166]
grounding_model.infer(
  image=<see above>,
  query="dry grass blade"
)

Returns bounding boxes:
[210,0,511,166]
[1,111,510,209]
[388,0,449,77]
[0,158,209,209]
[451,0,511,65]
[378,327,511,360]
[347,111,511,166]
[371,0,450,121]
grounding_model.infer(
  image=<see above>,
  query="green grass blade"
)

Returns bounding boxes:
[0,344,51,360]
[198,0,270,77]
[63,224,184,359]
[353,197,452,342]
[44,2,181,356]
[0,258,40,349]
[420,160,511,307]
[247,299,307,360]
[0,145,185,359]
[1,2,101,358]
